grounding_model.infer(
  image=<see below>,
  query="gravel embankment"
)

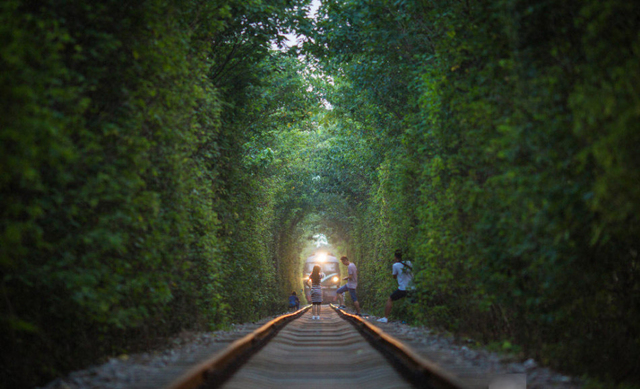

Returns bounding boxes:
[363,314,582,389]
[38,315,281,389]
[39,311,583,389]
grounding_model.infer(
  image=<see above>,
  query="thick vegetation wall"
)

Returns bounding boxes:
[0,0,313,387]
[3,0,638,386]
[310,0,640,383]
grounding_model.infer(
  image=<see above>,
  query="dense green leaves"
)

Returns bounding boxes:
[305,0,640,384]
[2,0,639,386]
[0,0,311,387]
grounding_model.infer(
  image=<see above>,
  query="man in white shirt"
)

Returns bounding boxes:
[377,250,413,323]
[336,256,362,316]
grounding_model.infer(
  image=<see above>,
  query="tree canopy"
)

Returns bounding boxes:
[1,0,639,387]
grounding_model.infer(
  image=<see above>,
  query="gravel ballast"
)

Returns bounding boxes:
[38,310,583,389]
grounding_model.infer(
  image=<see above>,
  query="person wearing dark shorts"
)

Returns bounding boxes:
[389,289,409,301]
[377,250,413,323]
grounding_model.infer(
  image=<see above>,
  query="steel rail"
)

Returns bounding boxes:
[166,305,311,389]
[330,304,469,389]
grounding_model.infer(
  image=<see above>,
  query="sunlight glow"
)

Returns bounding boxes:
[313,234,328,247]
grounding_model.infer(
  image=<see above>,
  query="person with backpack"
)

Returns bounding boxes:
[377,250,413,323]
[306,265,325,319]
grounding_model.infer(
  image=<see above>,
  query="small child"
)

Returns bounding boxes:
[288,291,300,311]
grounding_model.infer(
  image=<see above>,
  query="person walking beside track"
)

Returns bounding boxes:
[336,256,362,316]
[377,249,413,323]
[306,265,324,320]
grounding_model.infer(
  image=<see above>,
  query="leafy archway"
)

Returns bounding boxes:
[2,0,640,387]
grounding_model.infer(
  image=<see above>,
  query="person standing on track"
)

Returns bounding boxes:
[377,249,413,323]
[336,256,362,316]
[306,265,324,320]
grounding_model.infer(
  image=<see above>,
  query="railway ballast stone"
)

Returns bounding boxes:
[39,311,583,389]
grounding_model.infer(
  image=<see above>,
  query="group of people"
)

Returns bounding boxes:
[290,250,413,322]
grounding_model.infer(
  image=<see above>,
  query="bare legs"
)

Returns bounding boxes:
[337,293,362,315]
[354,300,362,315]
[311,304,322,319]
[384,297,393,318]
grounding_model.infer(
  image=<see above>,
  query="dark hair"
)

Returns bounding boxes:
[291,291,296,295]
[310,265,321,284]
[340,256,348,262]
[395,249,412,270]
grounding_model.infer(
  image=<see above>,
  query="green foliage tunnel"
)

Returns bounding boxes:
[1,0,639,387]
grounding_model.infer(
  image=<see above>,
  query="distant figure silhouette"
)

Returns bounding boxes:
[288,291,300,311]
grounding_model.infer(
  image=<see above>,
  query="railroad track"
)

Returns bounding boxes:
[166,305,471,389]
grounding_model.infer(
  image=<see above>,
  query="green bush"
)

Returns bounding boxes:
[0,0,311,386]
[309,0,640,382]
